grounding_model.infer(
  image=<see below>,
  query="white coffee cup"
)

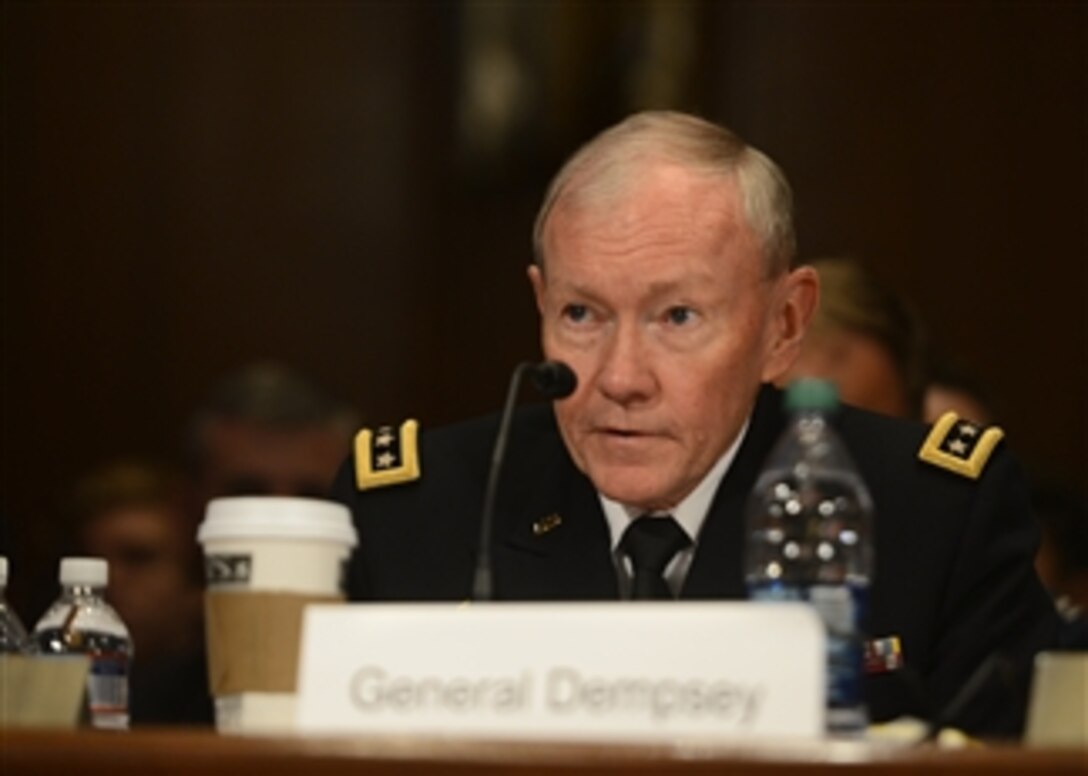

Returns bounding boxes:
[198,496,357,595]
[196,496,358,733]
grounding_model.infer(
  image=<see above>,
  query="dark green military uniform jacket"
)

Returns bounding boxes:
[331,385,1059,737]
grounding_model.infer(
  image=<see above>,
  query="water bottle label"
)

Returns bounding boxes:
[808,585,867,712]
[88,651,130,729]
[809,585,856,635]
[825,629,864,706]
[748,584,804,603]
[749,582,868,729]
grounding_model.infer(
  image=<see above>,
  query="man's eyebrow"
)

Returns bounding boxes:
[547,279,609,306]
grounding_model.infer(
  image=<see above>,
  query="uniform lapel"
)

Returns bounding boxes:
[491,406,618,600]
[486,388,785,602]
[682,385,786,599]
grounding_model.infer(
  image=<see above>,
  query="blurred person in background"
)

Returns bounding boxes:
[65,364,359,724]
[782,257,929,419]
[923,359,995,426]
[71,461,213,724]
[786,260,1084,648]
[1031,482,1088,648]
[186,362,359,507]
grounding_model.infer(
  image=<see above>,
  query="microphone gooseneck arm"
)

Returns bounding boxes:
[920,652,1016,742]
[472,361,577,601]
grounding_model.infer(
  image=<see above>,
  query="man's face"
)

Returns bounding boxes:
[531,163,803,510]
[83,505,201,657]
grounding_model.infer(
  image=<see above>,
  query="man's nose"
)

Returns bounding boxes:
[596,323,656,405]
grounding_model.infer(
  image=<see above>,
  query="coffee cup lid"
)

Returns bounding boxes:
[197,497,358,547]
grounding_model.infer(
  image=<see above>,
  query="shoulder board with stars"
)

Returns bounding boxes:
[918,412,1004,480]
[354,419,421,490]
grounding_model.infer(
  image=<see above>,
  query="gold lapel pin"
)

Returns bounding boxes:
[532,513,563,536]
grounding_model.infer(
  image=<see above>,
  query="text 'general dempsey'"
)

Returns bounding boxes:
[348,666,766,725]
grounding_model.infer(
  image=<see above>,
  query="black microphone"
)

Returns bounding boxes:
[529,360,578,400]
[472,360,577,601]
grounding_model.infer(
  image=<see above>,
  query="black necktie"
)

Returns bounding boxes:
[619,515,691,600]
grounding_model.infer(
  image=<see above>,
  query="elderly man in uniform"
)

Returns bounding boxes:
[332,111,1057,736]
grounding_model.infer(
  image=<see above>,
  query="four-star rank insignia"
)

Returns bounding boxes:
[354,419,421,490]
[918,412,1004,479]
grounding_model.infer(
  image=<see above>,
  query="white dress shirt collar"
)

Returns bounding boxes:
[599,419,751,596]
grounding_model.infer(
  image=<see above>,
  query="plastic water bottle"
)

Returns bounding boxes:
[0,557,31,653]
[744,379,874,735]
[33,557,134,730]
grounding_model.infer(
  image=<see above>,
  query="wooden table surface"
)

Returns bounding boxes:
[1,728,1085,776]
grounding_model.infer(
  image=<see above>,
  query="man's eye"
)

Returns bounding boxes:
[562,304,589,323]
[665,306,696,325]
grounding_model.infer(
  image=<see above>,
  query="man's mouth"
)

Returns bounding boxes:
[597,426,657,440]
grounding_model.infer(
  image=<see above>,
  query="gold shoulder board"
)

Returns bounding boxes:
[918,412,1004,479]
[354,419,421,490]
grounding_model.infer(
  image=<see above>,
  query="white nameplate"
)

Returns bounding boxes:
[296,602,824,742]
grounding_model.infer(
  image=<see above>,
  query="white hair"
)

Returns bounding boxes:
[533,111,796,276]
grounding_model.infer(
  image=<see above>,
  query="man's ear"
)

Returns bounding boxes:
[527,264,546,315]
[761,265,820,382]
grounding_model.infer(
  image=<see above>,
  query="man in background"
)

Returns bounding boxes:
[69,362,359,725]
[188,362,358,507]
[71,461,212,725]
[783,257,928,419]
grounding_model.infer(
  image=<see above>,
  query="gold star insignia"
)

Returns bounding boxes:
[919,412,1004,479]
[354,420,421,489]
[375,430,395,447]
[375,451,396,469]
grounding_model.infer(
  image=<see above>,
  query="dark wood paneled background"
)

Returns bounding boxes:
[3,3,1084,615]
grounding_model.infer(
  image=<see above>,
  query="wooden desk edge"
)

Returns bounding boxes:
[1,728,1084,775]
